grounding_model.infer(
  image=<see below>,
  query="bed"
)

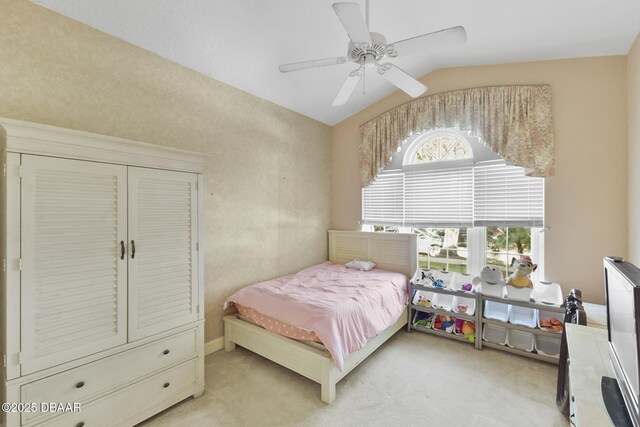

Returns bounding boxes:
[223,230,418,403]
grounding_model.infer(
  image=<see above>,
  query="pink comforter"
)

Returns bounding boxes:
[225,262,409,370]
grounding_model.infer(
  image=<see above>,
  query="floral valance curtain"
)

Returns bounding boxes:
[359,85,555,187]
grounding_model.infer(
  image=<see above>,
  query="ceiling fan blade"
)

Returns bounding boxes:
[388,26,467,58]
[279,57,348,73]
[332,2,372,45]
[332,69,363,106]
[378,63,427,98]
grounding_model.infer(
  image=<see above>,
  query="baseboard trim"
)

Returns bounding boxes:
[205,337,224,355]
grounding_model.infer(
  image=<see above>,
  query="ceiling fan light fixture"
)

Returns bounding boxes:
[279,2,465,105]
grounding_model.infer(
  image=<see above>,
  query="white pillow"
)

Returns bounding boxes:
[345,259,376,271]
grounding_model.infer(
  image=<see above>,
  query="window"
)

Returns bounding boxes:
[404,130,473,165]
[362,129,545,277]
[417,228,468,273]
[485,227,533,277]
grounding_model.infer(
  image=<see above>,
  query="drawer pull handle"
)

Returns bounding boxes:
[75,381,85,389]
[131,240,136,259]
[120,240,125,260]
[163,382,170,388]
[76,422,85,427]
[163,349,170,355]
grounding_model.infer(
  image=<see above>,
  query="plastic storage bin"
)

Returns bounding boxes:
[482,323,507,345]
[537,309,564,333]
[534,335,561,356]
[450,272,475,292]
[412,290,435,308]
[432,314,455,333]
[509,305,537,328]
[431,293,454,311]
[434,270,454,288]
[506,285,533,302]
[412,269,436,286]
[412,311,435,329]
[452,295,476,316]
[479,281,505,297]
[533,281,563,306]
[506,329,535,352]
[484,301,510,322]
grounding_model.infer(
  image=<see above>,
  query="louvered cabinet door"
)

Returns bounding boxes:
[128,167,199,340]
[21,155,128,375]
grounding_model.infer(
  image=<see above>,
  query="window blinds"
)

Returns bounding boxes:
[404,167,473,227]
[361,171,404,226]
[473,160,544,227]
[361,161,544,227]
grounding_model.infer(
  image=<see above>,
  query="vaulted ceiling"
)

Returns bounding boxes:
[33,0,640,125]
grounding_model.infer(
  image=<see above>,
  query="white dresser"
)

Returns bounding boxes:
[0,119,205,427]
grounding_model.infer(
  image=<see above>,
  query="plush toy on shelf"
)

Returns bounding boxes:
[433,315,455,333]
[416,294,431,308]
[507,256,538,289]
[455,319,476,343]
[472,265,504,287]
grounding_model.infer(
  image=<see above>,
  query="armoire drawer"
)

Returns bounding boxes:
[40,358,198,427]
[21,328,197,424]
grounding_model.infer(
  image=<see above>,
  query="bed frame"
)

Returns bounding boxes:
[223,230,418,403]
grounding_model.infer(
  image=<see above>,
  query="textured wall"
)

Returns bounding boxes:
[0,0,332,342]
[333,56,628,304]
[629,34,640,266]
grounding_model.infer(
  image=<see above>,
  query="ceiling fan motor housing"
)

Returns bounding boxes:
[348,32,388,65]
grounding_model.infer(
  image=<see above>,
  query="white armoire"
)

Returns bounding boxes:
[0,119,205,427]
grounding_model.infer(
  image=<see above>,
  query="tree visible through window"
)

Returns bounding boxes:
[485,227,532,277]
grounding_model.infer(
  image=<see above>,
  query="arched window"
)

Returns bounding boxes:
[362,129,544,277]
[403,130,473,166]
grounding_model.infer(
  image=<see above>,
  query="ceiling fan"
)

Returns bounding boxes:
[279,1,467,106]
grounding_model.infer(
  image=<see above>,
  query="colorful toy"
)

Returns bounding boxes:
[417,294,431,308]
[507,256,538,289]
[414,312,433,328]
[461,282,473,292]
[461,322,475,336]
[455,319,476,343]
[540,317,563,331]
[431,279,445,288]
[433,315,455,333]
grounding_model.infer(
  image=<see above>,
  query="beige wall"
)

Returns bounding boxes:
[0,0,332,342]
[333,57,628,304]
[629,34,640,265]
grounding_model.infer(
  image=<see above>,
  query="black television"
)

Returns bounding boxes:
[604,256,640,427]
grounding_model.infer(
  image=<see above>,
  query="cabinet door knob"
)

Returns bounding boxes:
[163,349,170,355]
[75,381,85,389]
[163,382,170,388]
[76,422,85,427]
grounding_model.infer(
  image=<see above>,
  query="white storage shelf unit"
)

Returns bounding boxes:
[479,295,564,364]
[408,280,481,350]
[409,272,565,364]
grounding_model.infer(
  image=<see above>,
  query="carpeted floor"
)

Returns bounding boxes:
[141,331,568,426]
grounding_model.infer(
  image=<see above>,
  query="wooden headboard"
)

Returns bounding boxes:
[328,230,418,278]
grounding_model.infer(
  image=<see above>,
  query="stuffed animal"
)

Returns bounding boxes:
[472,265,504,287]
[461,321,475,336]
[434,315,455,333]
[507,256,537,289]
